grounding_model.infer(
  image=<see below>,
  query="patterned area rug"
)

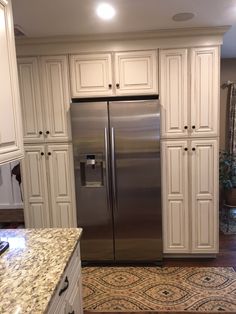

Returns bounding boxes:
[82,267,236,312]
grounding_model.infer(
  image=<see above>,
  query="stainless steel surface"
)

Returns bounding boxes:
[71,98,162,262]
[71,102,114,261]
[109,100,162,261]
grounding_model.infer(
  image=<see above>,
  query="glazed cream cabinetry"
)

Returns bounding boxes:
[160,47,219,138]
[160,46,219,255]
[0,0,24,164]
[47,243,83,314]
[70,50,157,97]
[22,144,77,228]
[17,56,71,143]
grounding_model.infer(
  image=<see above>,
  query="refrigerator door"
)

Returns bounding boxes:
[109,100,162,261]
[70,102,114,261]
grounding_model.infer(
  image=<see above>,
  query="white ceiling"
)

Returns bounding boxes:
[12,0,236,58]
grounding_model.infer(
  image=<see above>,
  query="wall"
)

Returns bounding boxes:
[220,58,236,150]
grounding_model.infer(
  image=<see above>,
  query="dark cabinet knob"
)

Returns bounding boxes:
[192,125,196,129]
[46,131,50,134]
[59,276,69,296]
[39,131,43,135]
[41,152,44,156]
[48,152,51,156]
[108,84,112,89]
[184,126,188,130]
[68,311,75,314]
[184,147,188,151]
[192,147,196,151]
[116,83,120,89]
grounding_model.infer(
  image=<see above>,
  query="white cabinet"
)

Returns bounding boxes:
[162,139,218,254]
[70,53,113,97]
[0,0,24,164]
[47,243,83,314]
[17,55,71,143]
[160,47,219,138]
[22,144,77,228]
[70,50,157,97]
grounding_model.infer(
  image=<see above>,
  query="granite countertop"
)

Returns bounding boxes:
[0,228,82,314]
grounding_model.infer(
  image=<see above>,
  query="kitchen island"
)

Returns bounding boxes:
[0,228,83,314]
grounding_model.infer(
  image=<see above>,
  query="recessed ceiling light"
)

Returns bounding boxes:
[172,12,195,22]
[96,3,116,20]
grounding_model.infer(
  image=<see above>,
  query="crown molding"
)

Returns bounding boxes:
[16,26,231,46]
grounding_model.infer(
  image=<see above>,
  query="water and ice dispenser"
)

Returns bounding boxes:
[79,154,104,187]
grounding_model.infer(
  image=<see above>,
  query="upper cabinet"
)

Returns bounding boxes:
[0,0,24,164]
[17,55,71,143]
[160,47,219,138]
[70,50,158,97]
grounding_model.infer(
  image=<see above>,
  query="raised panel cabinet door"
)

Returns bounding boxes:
[66,276,83,314]
[161,140,189,253]
[191,139,218,253]
[70,53,113,97]
[21,145,50,227]
[47,144,77,227]
[0,0,24,164]
[160,49,188,138]
[190,47,219,137]
[114,50,157,95]
[40,55,71,142]
[17,57,44,143]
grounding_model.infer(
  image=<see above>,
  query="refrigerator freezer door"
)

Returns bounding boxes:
[71,102,114,261]
[109,100,162,261]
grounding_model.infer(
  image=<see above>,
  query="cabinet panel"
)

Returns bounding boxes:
[162,140,189,253]
[17,57,44,143]
[115,50,157,95]
[190,47,219,137]
[160,49,188,138]
[41,55,71,142]
[191,139,218,252]
[21,146,50,227]
[0,0,24,164]
[47,144,76,227]
[70,53,113,97]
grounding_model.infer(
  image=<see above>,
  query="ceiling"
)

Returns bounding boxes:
[11,0,236,58]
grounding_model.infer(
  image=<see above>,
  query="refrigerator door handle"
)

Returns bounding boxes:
[104,127,111,212]
[111,127,118,211]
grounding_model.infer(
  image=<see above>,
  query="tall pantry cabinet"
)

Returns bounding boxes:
[17,56,77,228]
[160,47,219,254]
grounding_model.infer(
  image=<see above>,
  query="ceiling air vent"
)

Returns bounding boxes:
[14,24,26,37]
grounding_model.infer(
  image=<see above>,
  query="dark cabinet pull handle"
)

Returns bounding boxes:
[68,311,75,314]
[39,131,43,135]
[184,126,188,130]
[41,152,44,156]
[116,83,120,89]
[184,147,188,151]
[192,147,196,151]
[59,276,69,296]
[46,131,50,134]
[108,84,112,89]
[48,152,51,156]
[192,125,196,129]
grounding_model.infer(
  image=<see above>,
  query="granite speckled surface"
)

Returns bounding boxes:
[0,228,82,314]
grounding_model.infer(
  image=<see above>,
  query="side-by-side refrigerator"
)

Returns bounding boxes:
[71,95,162,263]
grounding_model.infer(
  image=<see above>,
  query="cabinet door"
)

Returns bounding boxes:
[17,57,44,143]
[190,47,219,137]
[70,53,113,97]
[114,50,157,95]
[160,49,188,138]
[21,145,50,228]
[191,139,218,253]
[66,277,83,314]
[40,55,71,142]
[0,0,24,164]
[47,144,77,227]
[162,140,189,253]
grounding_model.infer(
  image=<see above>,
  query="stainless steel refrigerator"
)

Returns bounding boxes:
[71,95,162,263]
